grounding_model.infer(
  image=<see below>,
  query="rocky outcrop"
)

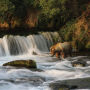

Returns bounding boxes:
[50,77,90,90]
[3,60,37,69]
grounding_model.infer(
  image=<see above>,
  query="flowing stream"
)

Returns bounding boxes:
[0,32,90,90]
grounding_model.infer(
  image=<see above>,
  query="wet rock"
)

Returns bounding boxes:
[32,51,38,55]
[49,77,90,90]
[3,60,37,69]
[50,84,70,90]
[50,83,77,90]
[71,60,87,67]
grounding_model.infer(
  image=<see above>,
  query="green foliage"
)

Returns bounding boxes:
[38,0,69,27]
[10,0,26,19]
[0,0,15,23]
[0,0,39,26]
[10,0,40,18]
[59,19,76,41]
[0,0,14,13]
[38,0,86,28]
[86,42,90,50]
[38,14,48,27]
[0,0,89,28]
[39,0,60,18]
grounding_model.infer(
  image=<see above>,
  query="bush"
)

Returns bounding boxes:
[86,42,90,50]
[59,19,76,41]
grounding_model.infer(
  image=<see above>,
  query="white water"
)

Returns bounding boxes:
[0,33,90,90]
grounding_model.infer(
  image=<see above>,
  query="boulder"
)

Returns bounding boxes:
[32,51,38,55]
[49,77,90,90]
[3,60,37,69]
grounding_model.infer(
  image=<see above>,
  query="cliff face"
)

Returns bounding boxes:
[59,4,90,51]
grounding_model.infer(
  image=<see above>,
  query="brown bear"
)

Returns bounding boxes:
[50,42,72,59]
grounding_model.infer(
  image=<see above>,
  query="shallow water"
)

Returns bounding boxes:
[0,34,90,90]
[0,54,90,90]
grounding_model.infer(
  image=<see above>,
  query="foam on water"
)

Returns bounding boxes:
[0,34,90,90]
[0,80,51,90]
[0,55,90,90]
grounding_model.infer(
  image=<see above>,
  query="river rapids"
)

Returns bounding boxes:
[0,32,90,90]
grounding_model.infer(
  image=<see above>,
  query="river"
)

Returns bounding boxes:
[0,33,90,90]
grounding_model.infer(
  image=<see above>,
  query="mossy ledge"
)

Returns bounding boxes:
[3,60,37,69]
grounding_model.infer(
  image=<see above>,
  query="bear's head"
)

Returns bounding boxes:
[50,46,55,55]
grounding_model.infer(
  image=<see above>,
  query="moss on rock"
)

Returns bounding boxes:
[3,60,37,69]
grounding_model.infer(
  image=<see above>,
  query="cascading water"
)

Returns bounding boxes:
[0,32,90,90]
[0,39,6,56]
[0,32,58,57]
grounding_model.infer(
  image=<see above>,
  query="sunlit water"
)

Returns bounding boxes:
[0,34,90,90]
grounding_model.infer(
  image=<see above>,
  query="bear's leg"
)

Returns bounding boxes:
[61,52,65,58]
[69,50,72,57]
[55,52,60,58]
[51,53,54,57]
[69,47,72,57]
[51,51,55,57]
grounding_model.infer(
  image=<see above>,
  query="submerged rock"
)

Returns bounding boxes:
[32,51,38,55]
[50,84,70,90]
[3,60,37,69]
[71,60,87,67]
[50,84,77,90]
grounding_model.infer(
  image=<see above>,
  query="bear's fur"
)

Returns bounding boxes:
[50,42,72,58]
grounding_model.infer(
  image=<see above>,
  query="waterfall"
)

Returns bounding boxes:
[0,32,61,57]
[0,39,6,56]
